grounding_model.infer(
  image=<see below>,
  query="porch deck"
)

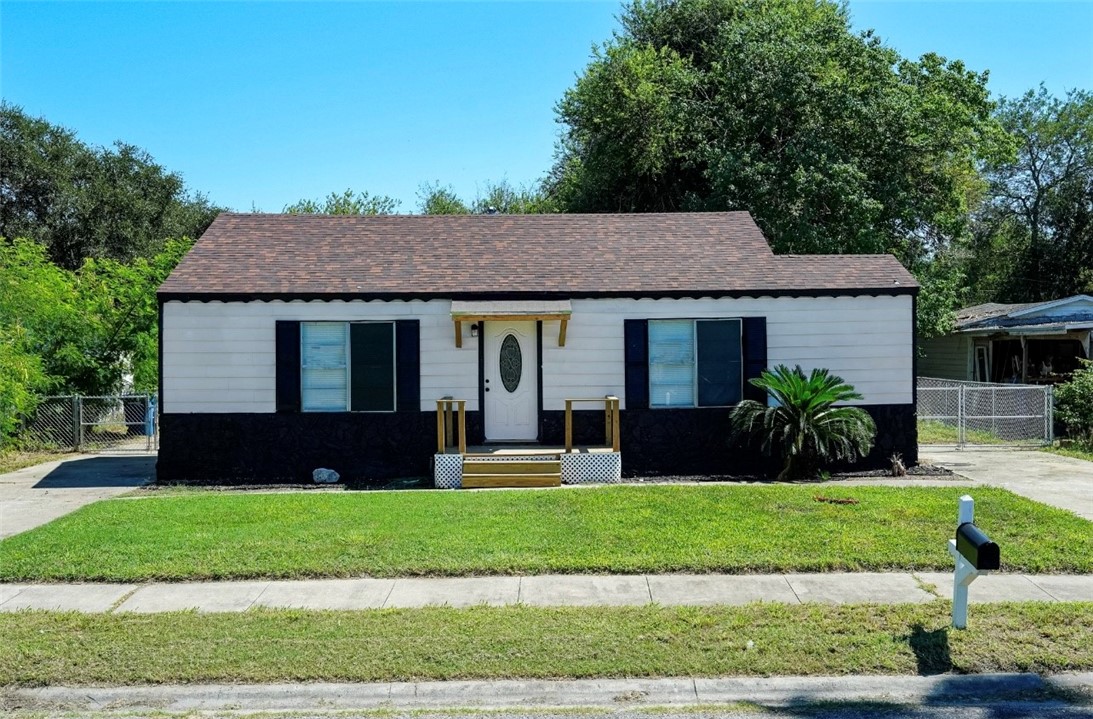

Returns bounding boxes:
[445,444,618,456]
[434,397,623,488]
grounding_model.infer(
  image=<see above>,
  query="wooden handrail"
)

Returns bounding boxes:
[565,396,620,453]
[436,398,468,454]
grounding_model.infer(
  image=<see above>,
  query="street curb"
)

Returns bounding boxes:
[4,673,1089,712]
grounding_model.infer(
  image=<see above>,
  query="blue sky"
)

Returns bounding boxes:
[2,1,1091,213]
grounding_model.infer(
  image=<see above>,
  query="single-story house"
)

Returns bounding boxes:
[919,295,1093,384]
[156,212,918,485]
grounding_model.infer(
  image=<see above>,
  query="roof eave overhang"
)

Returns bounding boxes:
[157,285,919,303]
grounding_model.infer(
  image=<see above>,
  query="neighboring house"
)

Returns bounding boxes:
[156,212,918,484]
[919,295,1093,384]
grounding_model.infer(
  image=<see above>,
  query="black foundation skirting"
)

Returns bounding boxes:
[156,411,484,485]
[158,403,916,484]
[542,403,917,477]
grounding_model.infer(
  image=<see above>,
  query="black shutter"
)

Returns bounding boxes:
[395,320,420,412]
[742,317,768,403]
[351,323,395,412]
[624,319,649,410]
[275,321,301,413]
[697,319,743,406]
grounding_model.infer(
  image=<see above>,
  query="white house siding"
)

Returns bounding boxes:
[918,334,972,381]
[163,294,913,415]
[162,300,479,414]
[542,296,913,410]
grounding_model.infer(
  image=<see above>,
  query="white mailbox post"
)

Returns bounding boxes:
[947,494,1000,629]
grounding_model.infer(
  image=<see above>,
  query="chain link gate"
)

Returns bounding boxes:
[917,377,1053,448]
[19,394,158,453]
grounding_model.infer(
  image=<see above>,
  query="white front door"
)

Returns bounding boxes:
[484,321,538,441]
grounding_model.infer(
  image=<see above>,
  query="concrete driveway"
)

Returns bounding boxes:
[920,447,1093,520]
[0,454,154,539]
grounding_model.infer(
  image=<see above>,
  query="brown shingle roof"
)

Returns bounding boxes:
[159,212,917,297]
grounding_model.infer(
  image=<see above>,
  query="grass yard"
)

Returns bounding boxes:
[1043,443,1093,463]
[1,485,1090,581]
[917,420,1007,445]
[1,602,1090,686]
[0,448,78,474]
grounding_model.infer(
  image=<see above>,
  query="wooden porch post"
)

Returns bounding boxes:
[565,399,573,453]
[457,400,467,455]
[1021,336,1028,383]
[611,397,620,452]
[436,400,445,453]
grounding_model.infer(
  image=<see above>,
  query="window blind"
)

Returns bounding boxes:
[649,320,695,407]
[301,322,348,411]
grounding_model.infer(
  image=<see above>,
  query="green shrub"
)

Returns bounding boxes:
[730,365,876,480]
[0,325,48,447]
[1055,359,1093,446]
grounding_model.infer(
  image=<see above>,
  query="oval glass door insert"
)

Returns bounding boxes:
[499,334,522,392]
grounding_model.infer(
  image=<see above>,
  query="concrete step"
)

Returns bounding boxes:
[461,474,562,489]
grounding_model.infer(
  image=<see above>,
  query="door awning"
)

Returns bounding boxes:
[451,300,572,347]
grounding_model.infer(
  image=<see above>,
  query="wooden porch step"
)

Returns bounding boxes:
[459,454,562,489]
[463,459,561,475]
[462,474,562,489]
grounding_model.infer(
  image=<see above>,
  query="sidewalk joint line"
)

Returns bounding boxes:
[381,578,396,609]
[1021,574,1060,601]
[247,581,273,611]
[644,574,653,603]
[107,585,141,613]
[0,586,27,609]
[912,573,942,599]
[783,574,803,604]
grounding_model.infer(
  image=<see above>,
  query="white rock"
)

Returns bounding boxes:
[312,468,340,484]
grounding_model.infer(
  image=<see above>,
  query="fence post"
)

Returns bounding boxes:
[1046,385,1054,446]
[73,395,83,452]
[958,385,966,449]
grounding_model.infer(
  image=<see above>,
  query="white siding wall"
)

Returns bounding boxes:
[918,334,972,381]
[163,294,914,414]
[163,300,479,414]
[542,296,913,409]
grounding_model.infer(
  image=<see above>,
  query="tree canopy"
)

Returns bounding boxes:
[548,0,1004,266]
[1,103,220,270]
[283,189,401,215]
[417,179,556,215]
[961,87,1093,303]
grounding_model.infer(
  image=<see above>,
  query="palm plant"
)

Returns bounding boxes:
[731,365,876,481]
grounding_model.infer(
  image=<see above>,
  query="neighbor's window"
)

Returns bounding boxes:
[301,322,395,412]
[649,319,742,408]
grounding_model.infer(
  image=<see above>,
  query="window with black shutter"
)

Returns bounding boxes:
[278,320,418,413]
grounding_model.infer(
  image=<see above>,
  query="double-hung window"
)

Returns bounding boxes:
[301,321,395,412]
[648,319,742,407]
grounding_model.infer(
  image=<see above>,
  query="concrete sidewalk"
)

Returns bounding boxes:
[2,571,1089,613]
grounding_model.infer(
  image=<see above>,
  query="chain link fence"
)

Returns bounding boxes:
[19,394,158,453]
[917,377,1053,447]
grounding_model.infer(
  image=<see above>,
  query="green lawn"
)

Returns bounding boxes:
[0,448,78,474]
[2,602,1090,686]
[917,420,1007,445]
[1,485,1090,581]
[1043,443,1093,463]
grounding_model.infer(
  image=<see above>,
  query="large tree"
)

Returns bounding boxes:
[549,0,1003,264]
[963,87,1093,303]
[0,103,220,270]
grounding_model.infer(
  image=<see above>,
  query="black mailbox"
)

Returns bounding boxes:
[956,522,1000,570]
